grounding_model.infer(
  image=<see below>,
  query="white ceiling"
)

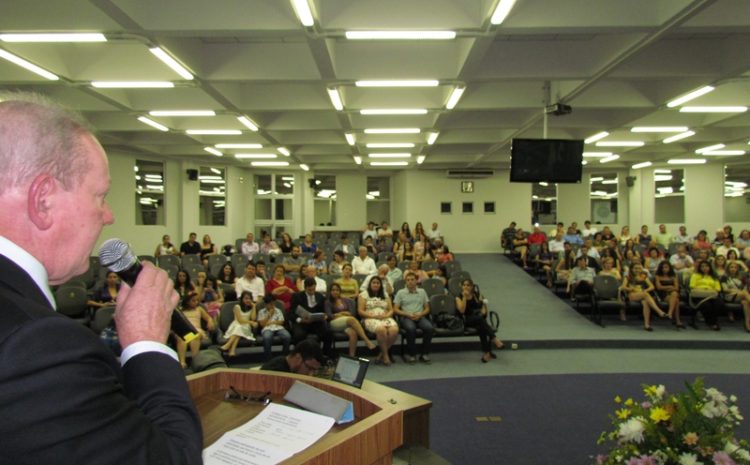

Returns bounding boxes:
[0,0,749,181]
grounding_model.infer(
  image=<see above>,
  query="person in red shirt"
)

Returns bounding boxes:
[528,226,547,246]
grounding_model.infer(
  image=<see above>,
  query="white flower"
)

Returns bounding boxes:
[729,405,743,421]
[678,452,703,465]
[705,387,728,404]
[701,401,728,419]
[724,442,750,461]
[618,417,646,443]
[654,385,666,399]
[730,395,738,403]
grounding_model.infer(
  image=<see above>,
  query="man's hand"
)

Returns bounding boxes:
[115,262,180,348]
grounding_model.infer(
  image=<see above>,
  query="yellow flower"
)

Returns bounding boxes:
[650,407,671,423]
[645,385,658,397]
[625,398,634,407]
[614,395,622,404]
[683,432,699,445]
[616,408,631,419]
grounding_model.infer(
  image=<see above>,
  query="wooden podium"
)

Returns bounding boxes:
[187,368,431,465]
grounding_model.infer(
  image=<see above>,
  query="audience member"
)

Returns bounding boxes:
[672,225,692,244]
[88,271,120,309]
[174,270,195,298]
[180,232,201,256]
[259,234,280,258]
[265,264,296,312]
[200,234,217,266]
[360,264,395,296]
[617,226,632,246]
[256,295,292,360]
[282,245,305,272]
[582,220,598,238]
[563,226,583,247]
[568,256,595,300]
[362,222,378,243]
[175,292,215,368]
[300,234,317,253]
[427,222,443,243]
[289,278,332,354]
[393,272,433,364]
[305,265,328,293]
[689,260,722,331]
[308,250,328,275]
[378,221,394,240]
[654,224,671,247]
[358,276,398,366]
[352,246,377,275]
[260,339,323,374]
[335,263,360,299]
[654,261,683,328]
[334,234,355,255]
[721,263,750,331]
[241,232,260,261]
[324,283,376,357]
[501,221,517,250]
[219,291,257,357]
[621,263,668,331]
[669,245,695,275]
[637,225,652,248]
[155,234,177,257]
[456,279,503,363]
[278,232,295,253]
[235,262,265,303]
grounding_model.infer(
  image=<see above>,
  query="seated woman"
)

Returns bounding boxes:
[328,250,347,275]
[406,258,431,284]
[555,247,576,285]
[307,250,328,275]
[201,275,224,320]
[533,241,555,288]
[154,234,177,257]
[637,225,652,248]
[256,294,292,360]
[176,292,215,368]
[399,240,416,263]
[720,262,750,331]
[174,270,195,299]
[217,262,236,285]
[265,264,296,313]
[617,226,632,247]
[325,283,376,357]
[693,230,712,252]
[598,257,622,282]
[200,234,217,267]
[643,246,665,278]
[726,249,749,273]
[296,264,309,291]
[357,276,398,366]
[300,234,317,254]
[278,232,295,254]
[413,233,427,259]
[335,263,360,299]
[654,261,684,328]
[599,246,622,275]
[433,265,449,287]
[436,245,455,264]
[591,232,606,252]
[712,254,728,278]
[219,291,257,358]
[455,279,503,363]
[87,271,120,309]
[620,263,668,331]
[689,260,721,331]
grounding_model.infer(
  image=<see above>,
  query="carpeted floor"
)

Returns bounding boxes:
[386,373,750,465]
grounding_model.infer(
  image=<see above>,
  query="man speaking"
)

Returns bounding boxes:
[0,93,203,464]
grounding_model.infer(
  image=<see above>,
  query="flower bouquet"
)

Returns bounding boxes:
[595,378,750,465]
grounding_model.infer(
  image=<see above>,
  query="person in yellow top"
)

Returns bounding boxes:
[688,260,721,331]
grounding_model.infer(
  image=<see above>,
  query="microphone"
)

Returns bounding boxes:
[99,238,200,344]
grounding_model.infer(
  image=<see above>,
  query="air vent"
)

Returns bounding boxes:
[446,170,494,179]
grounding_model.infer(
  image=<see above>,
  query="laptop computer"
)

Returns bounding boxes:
[330,355,369,389]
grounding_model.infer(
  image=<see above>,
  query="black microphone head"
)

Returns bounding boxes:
[99,238,137,273]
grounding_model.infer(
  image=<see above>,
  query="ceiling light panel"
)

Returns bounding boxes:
[679,106,747,113]
[359,109,428,115]
[91,81,173,88]
[364,128,420,134]
[345,31,456,40]
[0,49,59,80]
[149,110,215,117]
[355,80,439,87]
[0,33,106,42]
[666,85,714,107]
[149,47,193,80]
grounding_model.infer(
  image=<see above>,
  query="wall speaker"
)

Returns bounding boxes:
[186,169,198,181]
[625,176,636,187]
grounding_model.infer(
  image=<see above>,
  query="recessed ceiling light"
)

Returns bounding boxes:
[234,154,278,159]
[215,143,263,149]
[327,88,344,111]
[427,132,439,145]
[368,153,411,159]
[290,0,314,26]
[149,110,215,117]
[446,86,466,109]
[632,161,652,169]
[186,129,242,135]
[364,128,421,134]
[353,156,362,165]
[251,161,290,167]
[0,33,107,42]
[345,133,356,145]
[490,0,517,25]
[663,131,695,144]
[0,49,59,80]
[600,155,620,163]
[137,116,169,132]
[595,141,645,147]
[300,164,310,171]
[584,131,609,144]
[237,116,259,132]
[370,161,409,166]
[679,106,747,113]
[204,147,223,156]
[149,47,193,80]
[366,143,415,148]
[702,150,745,156]
[582,152,613,158]
[345,31,456,40]
[631,126,688,132]
[360,109,428,115]
[666,85,714,107]
[668,158,707,165]
[355,80,439,87]
[695,144,725,154]
[417,155,426,164]
[277,147,291,156]
[91,81,173,88]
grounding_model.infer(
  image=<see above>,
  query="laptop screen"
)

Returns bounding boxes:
[331,355,369,389]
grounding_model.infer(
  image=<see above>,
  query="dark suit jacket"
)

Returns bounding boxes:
[290,290,325,314]
[0,255,203,465]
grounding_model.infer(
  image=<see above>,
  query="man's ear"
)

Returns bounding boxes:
[27,174,57,230]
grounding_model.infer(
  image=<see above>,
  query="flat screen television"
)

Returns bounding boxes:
[510,138,584,183]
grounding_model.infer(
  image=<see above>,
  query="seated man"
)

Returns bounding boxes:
[527,226,547,248]
[305,264,327,293]
[501,221,517,250]
[334,234,355,255]
[259,234,280,258]
[582,220,598,239]
[352,246,377,276]
[289,278,332,354]
[669,245,695,275]
[180,232,201,256]
[260,339,324,375]
[235,262,265,303]
[282,245,305,272]
[362,222,378,243]
[240,232,259,261]
[549,232,565,256]
[377,221,393,240]
[563,226,584,246]
[512,229,529,267]
[672,225,692,245]
[654,224,672,248]
[393,272,433,365]
[568,256,595,300]
[427,222,443,244]
[360,264,395,297]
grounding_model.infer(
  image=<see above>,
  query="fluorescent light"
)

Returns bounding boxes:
[137,116,169,132]
[277,147,291,156]
[490,0,517,25]
[368,153,411,158]
[663,131,695,144]
[300,164,310,171]
[600,155,620,163]
[417,155,426,164]
[355,80,439,87]
[668,158,707,165]
[584,131,609,144]
[702,150,745,156]
[0,33,106,42]
[200,179,225,184]
[631,126,688,133]
[145,184,164,190]
[680,106,747,113]
[291,0,314,26]
[654,169,671,174]
[149,47,193,80]
[91,81,173,88]
[0,49,59,80]
[251,161,289,167]
[215,143,262,149]
[327,87,344,111]
[370,161,409,166]
[186,129,242,135]
[345,31,456,40]
[595,141,645,147]
[589,177,604,182]
[695,143,725,154]
[654,175,673,181]
[446,86,466,109]
[353,156,362,165]
[211,168,222,175]
[657,187,674,194]
[149,110,215,117]
[632,161,653,169]
[237,116,259,132]
[281,176,294,181]
[360,109,428,115]
[204,147,223,156]
[144,174,162,180]
[345,133,356,145]
[364,128,420,134]
[581,161,588,166]
[666,85,714,108]
[366,143,415,148]
[539,182,549,186]
[234,153,278,159]
[427,132,439,145]
[583,152,613,158]
[601,179,618,185]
